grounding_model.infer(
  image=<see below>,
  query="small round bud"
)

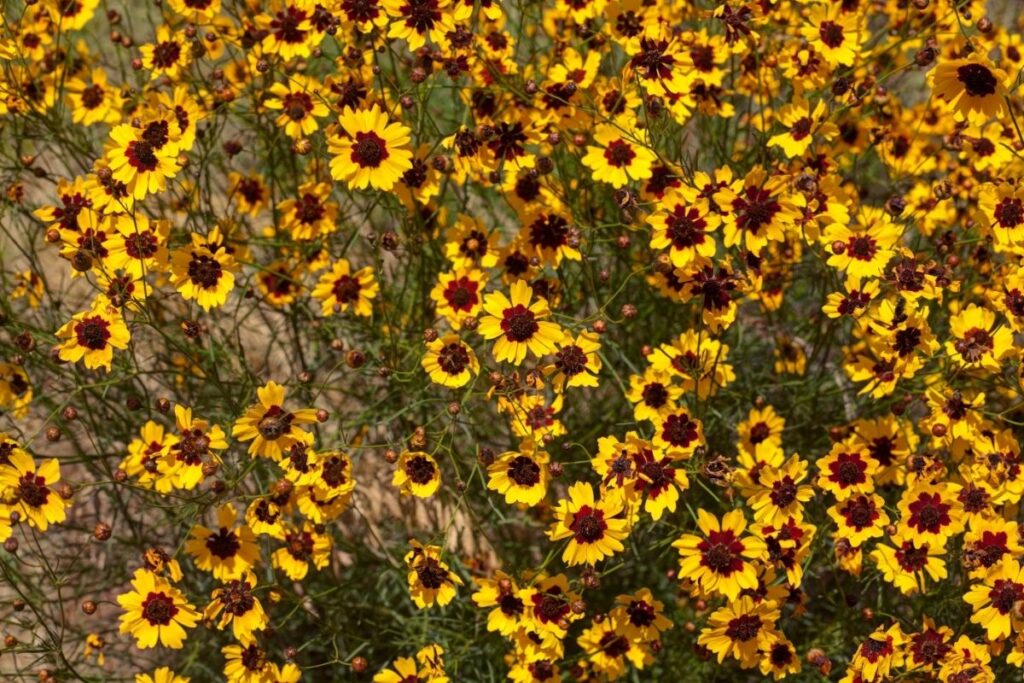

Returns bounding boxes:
[81,600,97,615]
[315,409,329,423]
[346,350,366,368]
[351,657,368,673]
[45,427,61,442]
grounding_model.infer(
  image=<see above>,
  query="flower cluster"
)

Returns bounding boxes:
[1,0,1024,681]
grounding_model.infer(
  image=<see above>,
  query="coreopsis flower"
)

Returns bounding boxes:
[715,168,798,253]
[168,404,228,490]
[421,334,479,388]
[169,238,237,311]
[648,329,735,396]
[311,259,379,317]
[937,635,993,682]
[547,482,630,566]
[760,637,802,680]
[769,98,837,158]
[185,504,259,581]
[608,588,673,644]
[393,450,442,498]
[107,214,169,279]
[472,571,526,636]
[65,68,122,126]
[823,277,880,319]
[140,26,190,81]
[204,572,268,644]
[0,363,32,418]
[627,25,687,96]
[258,0,322,59]
[520,574,583,639]
[897,482,964,546]
[430,267,485,329]
[105,121,181,200]
[478,280,564,365]
[520,208,580,267]
[696,597,780,668]
[222,642,273,683]
[167,0,221,20]
[577,619,652,679]
[329,105,413,191]
[870,534,947,596]
[232,381,317,459]
[383,0,454,49]
[405,540,463,609]
[264,75,329,139]
[848,624,907,682]
[962,516,1024,577]
[647,187,720,268]
[582,123,655,188]
[487,440,550,507]
[444,215,501,269]
[929,56,1009,123]
[278,181,338,240]
[545,331,602,389]
[673,509,767,600]
[827,493,889,548]
[117,569,200,649]
[56,298,130,372]
[746,454,814,525]
[816,441,878,500]
[121,420,176,492]
[979,183,1024,254]
[0,449,69,531]
[801,5,861,67]
[945,304,1014,371]
[136,667,189,683]
[625,368,682,422]
[904,619,953,673]
[591,432,688,520]
[825,209,902,279]
[272,523,331,580]
[652,408,704,456]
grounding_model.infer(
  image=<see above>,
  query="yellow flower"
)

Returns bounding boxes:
[929,56,1009,123]
[824,208,902,279]
[169,240,237,310]
[204,571,268,644]
[65,68,123,126]
[393,450,442,498]
[545,331,602,389]
[472,571,526,636]
[422,334,479,388]
[264,75,329,139]
[696,596,779,668]
[329,105,413,191]
[168,404,228,490]
[231,381,318,459]
[487,440,550,507]
[117,569,199,649]
[478,280,564,365]
[383,0,454,50]
[405,540,463,608]
[946,303,1014,371]
[870,534,947,595]
[0,449,69,532]
[547,482,630,566]
[801,5,861,67]
[271,522,332,580]
[56,298,131,372]
[647,186,720,269]
[430,267,486,329]
[185,503,260,581]
[582,123,656,188]
[768,98,835,158]
[312,259,379,317]
[136,667,189,683]
[672,509,766,600]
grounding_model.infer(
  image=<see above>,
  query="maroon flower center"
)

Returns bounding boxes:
[725,614,762,642]
[603,140,636,168]
[819,21,845,48]
[436,342,470,375]
[842,495,878,529]
[529,214,570,250]
[443,278,478,312]
[74,316,111,350]
[957,63,998,97]
[152,41,181,69]
[666,207,707,249]
[661,413,698,448]
[206,527,241,559]
[500,304,539,342]
[351,131,389,168]
[405,455,436,484]
[699,530,744,575]
[141,592,178,625]
[846,235,877,261]
[994,198,1023,228]
[80,84,104,109]
[332,275,362,303]
[569,505,607,543]
[282,92,314,121]
[416,558,449,589]
[829,452,867,488]
[188,253,223,289]
[17,474,50,507]
[954,327,993,362]
[769,476,799,508]
[989,579,1024,614]
[507,455,541,486]
[906,493,950,533]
